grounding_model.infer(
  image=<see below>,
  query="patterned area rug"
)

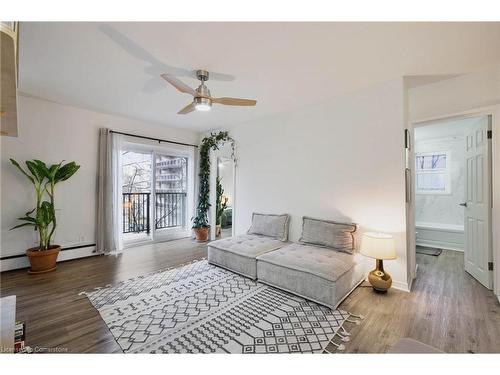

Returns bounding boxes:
[82,260,361,353]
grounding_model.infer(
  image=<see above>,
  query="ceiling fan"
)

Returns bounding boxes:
[160,70,257,114]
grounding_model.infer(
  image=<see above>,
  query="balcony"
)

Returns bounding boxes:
[156,174,182,181]
[122,192,187,235]
[156,159,184,168]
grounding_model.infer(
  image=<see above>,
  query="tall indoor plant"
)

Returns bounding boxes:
[192,131,233,241]
[10,159,80,273]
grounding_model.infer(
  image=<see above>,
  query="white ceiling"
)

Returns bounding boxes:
[415,117,484,141]
[19,22,500,132]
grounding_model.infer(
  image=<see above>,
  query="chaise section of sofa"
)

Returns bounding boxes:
[208,234,288,279]
[208,213,290,279]
[256,243,365,309]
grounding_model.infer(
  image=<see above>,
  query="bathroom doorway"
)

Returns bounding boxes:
[413,115,493,289]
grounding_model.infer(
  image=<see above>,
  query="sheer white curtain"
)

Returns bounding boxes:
[96,128,124,254]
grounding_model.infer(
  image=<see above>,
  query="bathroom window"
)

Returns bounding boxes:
[415,151,451,194]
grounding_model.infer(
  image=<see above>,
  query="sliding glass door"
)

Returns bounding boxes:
[120,141,194,246]
[154,153,188,238]
[122,150,153,244]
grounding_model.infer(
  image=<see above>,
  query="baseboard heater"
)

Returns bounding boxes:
[415,222,464,252]
[1,244,98,272]
[0,243,97,261]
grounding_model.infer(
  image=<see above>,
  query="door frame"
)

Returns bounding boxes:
[406,104,500,298]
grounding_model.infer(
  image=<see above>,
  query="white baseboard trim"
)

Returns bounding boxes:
[407,264,419,291]
[1,244,97,272]
[416,240,464,252]
[392,280,411,292]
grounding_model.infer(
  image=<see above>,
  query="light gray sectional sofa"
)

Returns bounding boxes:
[257,243,365,309]
[207,234,288,279]
[208,214,365,309]
[208,213,290,279]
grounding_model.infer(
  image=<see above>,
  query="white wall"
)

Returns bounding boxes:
[408,64,500,298]
[414,136,465,226]
[1,95,200,268]
[409,64,500,121]
[230,79,410,290]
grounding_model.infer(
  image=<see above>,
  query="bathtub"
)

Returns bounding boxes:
[415,222,464,251]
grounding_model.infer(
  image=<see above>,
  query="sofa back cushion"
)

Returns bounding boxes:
[247,213,290,241]
[298,216,357,253]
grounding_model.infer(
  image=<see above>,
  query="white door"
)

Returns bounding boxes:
[463,116,492,289]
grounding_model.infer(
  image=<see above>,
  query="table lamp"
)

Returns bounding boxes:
[360,232,397,292]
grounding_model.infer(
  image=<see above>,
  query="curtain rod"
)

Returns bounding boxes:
[110,130,199,148]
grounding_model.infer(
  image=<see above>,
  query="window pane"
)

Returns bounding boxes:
[416,156,425,170]
[121,150,152,240]
[155,155,188,229]
[416,154,446,170]
[417,172,446,191]
[155,155,187,192]
[122,151,152,193]
[432,154,446,169]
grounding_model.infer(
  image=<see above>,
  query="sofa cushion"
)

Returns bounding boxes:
[247,213,290,241]
[299,216,356,253]
[257,243,356,282]
[208,234,286,279]
[256,243,365,309]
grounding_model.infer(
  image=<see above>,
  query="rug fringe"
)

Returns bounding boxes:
[349,313,365,320]
[340,326,350,336]
[324,342,346,353]
[323,312,363,353]
[346,318,361,325]
[78,257,207,296]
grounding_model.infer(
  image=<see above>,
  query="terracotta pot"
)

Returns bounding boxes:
[26,245,61,274]
[193,227,210,242]
[216,224,222,238]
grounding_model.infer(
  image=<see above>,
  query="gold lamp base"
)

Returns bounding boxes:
[368,259,392,292]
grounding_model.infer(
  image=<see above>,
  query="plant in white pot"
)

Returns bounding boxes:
[10,159,80,274]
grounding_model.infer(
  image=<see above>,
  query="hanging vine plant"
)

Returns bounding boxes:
[192,131,234,240]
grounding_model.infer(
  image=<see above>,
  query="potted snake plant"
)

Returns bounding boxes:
[10,159,80,274]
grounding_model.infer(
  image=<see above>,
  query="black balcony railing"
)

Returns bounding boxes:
[123,193,150,234]
[155,192,186,229]
[122,192,186,234]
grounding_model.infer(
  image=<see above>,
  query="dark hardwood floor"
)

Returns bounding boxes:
[341,250,500,353]
[1,242,499,353]
[0,239,207,353]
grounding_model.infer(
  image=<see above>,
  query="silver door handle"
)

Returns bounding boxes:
[459,202,467,207]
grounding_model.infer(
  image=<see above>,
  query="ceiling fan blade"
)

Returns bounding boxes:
[177,102,196,115]
[211,97,257,106]
[160,74,197,96]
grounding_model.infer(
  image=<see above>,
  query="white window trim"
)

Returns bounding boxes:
[415,150,451,195]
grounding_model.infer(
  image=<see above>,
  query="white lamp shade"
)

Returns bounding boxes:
[360,232,397,260]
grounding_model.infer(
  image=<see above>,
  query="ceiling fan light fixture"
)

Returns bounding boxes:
[160,70,256,115]
[194,97,212,112]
